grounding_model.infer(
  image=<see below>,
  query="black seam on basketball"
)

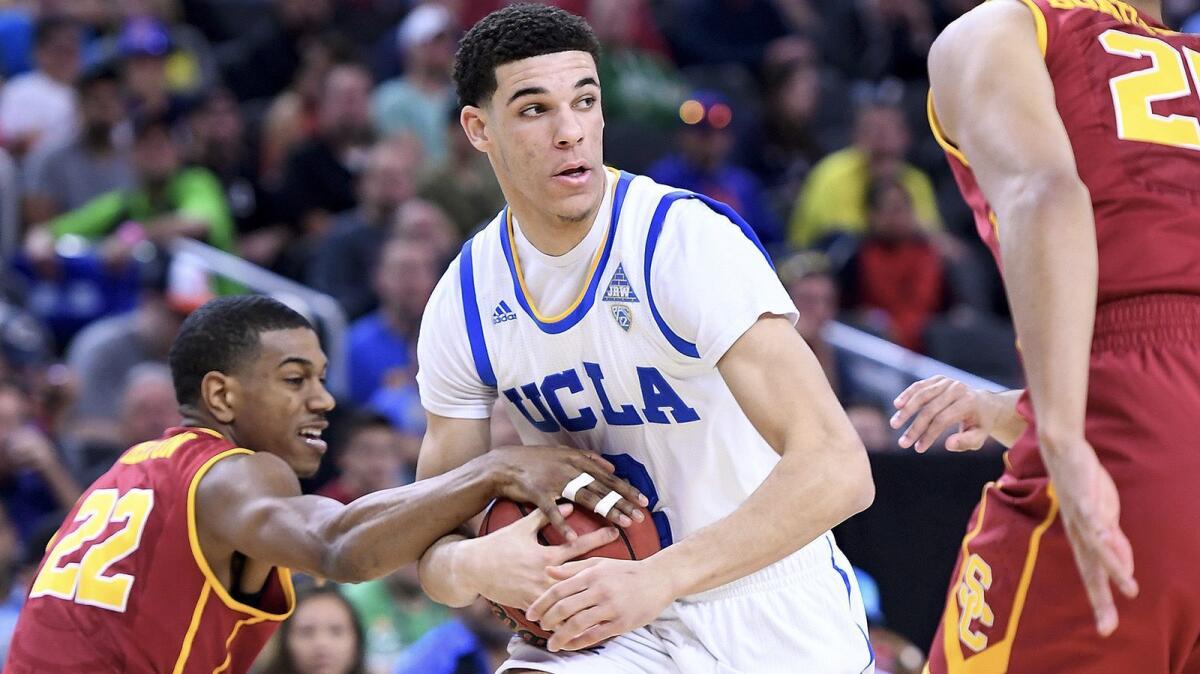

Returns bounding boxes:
[617,527,636,559]
[515,502,552,546]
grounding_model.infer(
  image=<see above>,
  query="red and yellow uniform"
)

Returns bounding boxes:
[5,428,294,673]
[928,0,1200,672]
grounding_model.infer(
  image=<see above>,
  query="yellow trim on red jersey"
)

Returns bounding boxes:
[211,615,270,674]
[1013,0,1050,56]
[939,483,1060,672]
[927,92,971,168]
[186,448,297,621]
[173,582,212,674]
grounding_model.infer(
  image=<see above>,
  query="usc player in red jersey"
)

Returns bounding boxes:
[5,295,645,673]
[917,0,1200,671]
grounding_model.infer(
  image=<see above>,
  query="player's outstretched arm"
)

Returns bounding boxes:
[195,428,642,585]
[526,316,874,651]
[929,0,1136,636]
[890,376,1027,451]
[416,413,647,608]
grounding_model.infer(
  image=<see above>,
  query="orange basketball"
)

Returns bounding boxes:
[477,498,661,647]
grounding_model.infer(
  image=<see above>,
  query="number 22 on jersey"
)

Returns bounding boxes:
[29,488,155,612]
[1100,29,1200,150]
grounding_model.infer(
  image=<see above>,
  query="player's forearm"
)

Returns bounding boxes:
[417,532,480,607]
[986,389,1028,447]
[646,432,873,599]
[998,174,1096,450]
[320,459,497,582]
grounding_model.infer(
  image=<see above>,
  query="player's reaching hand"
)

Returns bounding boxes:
[526,557,673,652]
[482,445,648,540]
[455,504,620,610]
[1041,437,1138,637]
[891,376,1028,451]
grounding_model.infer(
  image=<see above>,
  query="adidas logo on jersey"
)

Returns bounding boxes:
[492,300,517,325]
[602,263,639,303]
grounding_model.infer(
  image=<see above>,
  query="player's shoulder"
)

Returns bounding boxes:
[931,0,1040,65]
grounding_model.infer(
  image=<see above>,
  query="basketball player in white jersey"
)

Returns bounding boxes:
[413,5,876,672]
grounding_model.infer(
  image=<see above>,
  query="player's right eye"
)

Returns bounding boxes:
[520,104,544,117]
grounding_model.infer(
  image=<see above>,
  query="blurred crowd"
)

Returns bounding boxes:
[0,0,1198,672]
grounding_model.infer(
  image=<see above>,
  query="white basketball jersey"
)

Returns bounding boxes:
[417,169,806,547]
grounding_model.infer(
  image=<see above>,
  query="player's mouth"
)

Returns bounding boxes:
[297,422,328,454]
[552,162,591,188]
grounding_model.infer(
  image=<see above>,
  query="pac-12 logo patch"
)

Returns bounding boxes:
[611,304,633,331]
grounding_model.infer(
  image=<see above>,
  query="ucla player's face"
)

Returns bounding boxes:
[477,50,606,227]
[232,328,335,478]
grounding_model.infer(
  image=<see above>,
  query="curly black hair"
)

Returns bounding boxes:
[453,3,600,109]
[168,295,313,407]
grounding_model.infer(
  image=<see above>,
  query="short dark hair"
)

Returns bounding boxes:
[168,295,313,407]
[453,3,600,109]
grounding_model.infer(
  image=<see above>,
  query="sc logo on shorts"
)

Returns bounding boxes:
[957,553,994,653]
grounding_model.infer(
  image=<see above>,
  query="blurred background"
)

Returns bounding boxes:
[1,1,1198,672]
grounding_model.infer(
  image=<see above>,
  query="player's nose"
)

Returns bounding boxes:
[554,108,585,148]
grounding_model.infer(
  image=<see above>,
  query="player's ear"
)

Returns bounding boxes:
[201,371,237,425]
[461,105,490,152]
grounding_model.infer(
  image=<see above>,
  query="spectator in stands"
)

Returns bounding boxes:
[102,0,219,97]
[779,251,847,399]
[0,380,80,544]
[789,97,942,249]
[345,236,438,406]
[278,62,375,273]
[822,0,935,82]
[342,563,450,672]
[417,106,505,238]
[260,584,367,674]
[372,3,456,166]
[587,0,686,130]
[219,0,334,103]
[24,113,237,272]
[846,401,893,454]
[837,179,950,352]
[261,33,357,187]
[0,16,81,159]
[390,598,510,674]
[64,362,178,484]
[648,90,782,247]
[64,254,203,439]
[186,87,274,243]
[308,137,422,320]
[390,198,458,264]
[22,63,135,225]
[117,17,193,126]
[661,0,792,71]
[0,505,22,663]
[316,412,409,505]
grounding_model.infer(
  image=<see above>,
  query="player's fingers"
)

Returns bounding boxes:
[578,477,643,525]
[547,558,602,579]
[891,377,951,431]
[1072,537,1119,636]
[547,606,613,652]
[893,376,945,410]
[587,469,649,512]
[537,585,601,632]
[526,568,595,620]
[946,427,989,452]
[1098,527,1139,599]
[558,621,617,652]
[529,502,575,541]
[913,398,974,453]
[554,527,617,564]
[899,387,959,449]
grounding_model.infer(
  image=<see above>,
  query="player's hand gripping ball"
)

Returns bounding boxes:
[478,498,660,647]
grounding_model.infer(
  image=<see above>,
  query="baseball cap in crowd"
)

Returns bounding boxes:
[677,90,734,130]
[119,17,171,58]
[396,3,452,51]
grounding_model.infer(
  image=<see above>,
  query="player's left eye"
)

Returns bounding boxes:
[576,96,596,109]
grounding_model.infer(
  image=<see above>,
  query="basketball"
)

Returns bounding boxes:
[477,498,661,646]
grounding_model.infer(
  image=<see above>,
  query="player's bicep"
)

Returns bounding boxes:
[717,316,858,456]
[930,1,1080,192]
[196,453,345,577]
[415,413,491,480]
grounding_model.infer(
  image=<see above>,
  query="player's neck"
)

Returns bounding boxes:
[509,201,603,257]
[179,408,233,443]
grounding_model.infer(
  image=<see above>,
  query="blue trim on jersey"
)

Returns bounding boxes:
[827,536,876,674]
[644,190,775,358]
[458,238,497,388]
[498,171,633,335]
